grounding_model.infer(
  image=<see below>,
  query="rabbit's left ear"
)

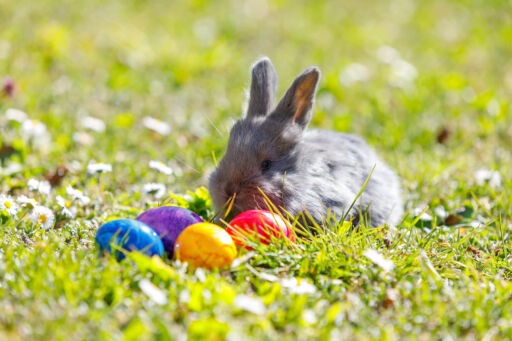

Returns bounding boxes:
[274,67,320,128]
[247,57,278,118]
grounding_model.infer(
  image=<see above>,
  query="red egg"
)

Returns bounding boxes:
[227,210,294,247]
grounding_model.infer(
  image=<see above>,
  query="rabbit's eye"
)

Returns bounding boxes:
[260,160,272,172]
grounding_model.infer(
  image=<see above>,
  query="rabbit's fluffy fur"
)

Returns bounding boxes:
[209,57,403,227]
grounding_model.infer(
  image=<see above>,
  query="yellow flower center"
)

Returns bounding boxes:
[39,214,47,224]
[5,201,12,208]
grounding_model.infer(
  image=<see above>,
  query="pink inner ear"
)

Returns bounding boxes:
[293,75,317,122]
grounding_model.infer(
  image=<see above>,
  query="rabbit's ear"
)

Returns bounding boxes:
[247,57,278,118]
[274,67,320,128]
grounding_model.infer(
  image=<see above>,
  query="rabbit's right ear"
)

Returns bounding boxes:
[246,57,278,118]
[273,67,320,129]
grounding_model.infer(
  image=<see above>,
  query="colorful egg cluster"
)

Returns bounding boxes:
[95,205,295,269]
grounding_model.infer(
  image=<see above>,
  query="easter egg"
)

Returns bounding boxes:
[95,219,164,261]
[136,206,203,256]
[174,222,237,269]
[227,210,294,247]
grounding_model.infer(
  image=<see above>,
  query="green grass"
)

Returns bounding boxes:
[1,0,511,339]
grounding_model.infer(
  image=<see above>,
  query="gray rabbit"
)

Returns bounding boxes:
[209,57,403,227]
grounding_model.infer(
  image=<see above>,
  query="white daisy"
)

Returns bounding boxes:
[233,295,266,315]
[0,194,19,216]
[66,185,91,206]
[139,279,168,306]
[486,98,500,116]
[87,161,112,175]
[72,131,94,146]
[1,162,22,176]
[434,206,449,220]
[27,178,51,195]
[29,205,55,230]
[5,108,28,123]
[142,183,167,200]
[280,278,317,295]
[412,206,433,221]
[142,116,171,136]
[339,63,371,86]
[363,249,395,272]
[17,195,38,209]
[149,160,173,175]
[56,195,76,218]
[376,45,401,64]
[389,59,418,89]
[21,120,51,149]
[475,169,502,189]
[22,119,47,136]
[80,116,106,133]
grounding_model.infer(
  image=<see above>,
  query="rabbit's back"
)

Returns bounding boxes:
[282,129,403,226]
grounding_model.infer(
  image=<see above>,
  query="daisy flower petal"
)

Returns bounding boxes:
[149,160,173,175]
[29,205,55,230]
[27,178,52,195]
[142,183,167,200]
[0,194,19,216]
[142,116,171,136]
[87,161,112,175]
[17,195,38,209]
[66,185,91,206]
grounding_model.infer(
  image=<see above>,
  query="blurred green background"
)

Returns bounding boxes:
[2,0,510,195]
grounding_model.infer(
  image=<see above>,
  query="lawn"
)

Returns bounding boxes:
[1,0,511,339]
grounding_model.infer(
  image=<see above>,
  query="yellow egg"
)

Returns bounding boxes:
[174,222,237,269]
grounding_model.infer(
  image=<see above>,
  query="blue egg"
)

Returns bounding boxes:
[95,219,164,261]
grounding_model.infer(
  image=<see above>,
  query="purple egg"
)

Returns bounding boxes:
[136,206,203,256]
